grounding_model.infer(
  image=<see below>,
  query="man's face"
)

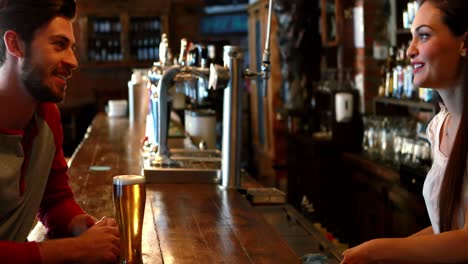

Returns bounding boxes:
[21,16,78,103]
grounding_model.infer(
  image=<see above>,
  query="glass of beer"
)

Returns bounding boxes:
[113,175,146,264]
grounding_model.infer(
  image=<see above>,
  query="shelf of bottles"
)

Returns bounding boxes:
[374,97,434,112]
[362,114,432,175]
[87,17,123,62]
[401,1,418,30]
[379,43,434,106]
[129,17,161,62]
[394,1,419,45]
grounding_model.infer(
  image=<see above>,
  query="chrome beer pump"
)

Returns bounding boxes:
[210,0,274,189]
[148,0,274,189]
[148,48,210,165]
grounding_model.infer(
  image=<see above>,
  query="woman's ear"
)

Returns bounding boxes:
[3,30,24,58]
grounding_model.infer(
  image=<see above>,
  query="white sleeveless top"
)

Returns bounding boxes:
[423,105,468,234]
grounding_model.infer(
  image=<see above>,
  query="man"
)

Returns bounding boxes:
[0,0,120,262]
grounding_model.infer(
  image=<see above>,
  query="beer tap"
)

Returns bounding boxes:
[260,0,273,98]
[243,0,273,98]
[150,65,210,166]
[147,0,275,188]
[208,0,275,189]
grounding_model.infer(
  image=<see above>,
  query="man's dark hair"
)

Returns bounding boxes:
[0,0,76,65]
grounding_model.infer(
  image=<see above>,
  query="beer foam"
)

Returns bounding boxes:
[113,175,145,185]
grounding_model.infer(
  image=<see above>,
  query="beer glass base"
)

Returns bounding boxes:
[119,258,143,264]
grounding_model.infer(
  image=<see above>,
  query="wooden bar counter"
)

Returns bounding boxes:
[67,113,299,263]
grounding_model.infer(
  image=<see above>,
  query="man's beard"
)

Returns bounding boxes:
[20,57,64,103]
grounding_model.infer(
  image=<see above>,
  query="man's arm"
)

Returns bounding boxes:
[38,217,120,264]
[36,142,86,236]
[0,217,119,264]
[36,103,86,237]
[28,103,121,263]
[0,241,41,263]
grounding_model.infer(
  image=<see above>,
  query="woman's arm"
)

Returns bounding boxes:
[408,226,434,237]
[342,209,468,263]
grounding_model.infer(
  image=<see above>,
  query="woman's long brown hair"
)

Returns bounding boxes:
[418,0,468,232]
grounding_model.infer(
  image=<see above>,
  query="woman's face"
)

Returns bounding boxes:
[406,1,466,90]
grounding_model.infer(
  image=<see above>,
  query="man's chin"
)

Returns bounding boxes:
[36,93,65,103]
[51,94,65,103]
[47,87,66,103]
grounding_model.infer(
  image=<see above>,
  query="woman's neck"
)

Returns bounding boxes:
[437,82,463,118]
[437,82,463,137]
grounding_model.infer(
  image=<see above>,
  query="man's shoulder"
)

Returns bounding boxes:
[36,103,62,137]
[37,102,60,121]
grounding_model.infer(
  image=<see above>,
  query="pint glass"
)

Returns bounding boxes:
[113,175,146,264]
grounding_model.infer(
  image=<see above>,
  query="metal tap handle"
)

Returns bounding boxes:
[264,0,273,54]
[178,38,188,66]
[244,68,263,80]
[159,33,169,66]
[208,63,230,90]
[261,0,274,98]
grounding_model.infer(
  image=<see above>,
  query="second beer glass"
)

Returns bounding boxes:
[113,175,146,264]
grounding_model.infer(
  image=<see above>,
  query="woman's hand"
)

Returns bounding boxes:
[341,239,381,264]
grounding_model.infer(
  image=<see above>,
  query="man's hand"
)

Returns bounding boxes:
[39,216,120,263]
[73,217,120,263]
[68,214,96,236]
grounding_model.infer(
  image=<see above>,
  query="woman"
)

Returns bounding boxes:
[341,0,468,263]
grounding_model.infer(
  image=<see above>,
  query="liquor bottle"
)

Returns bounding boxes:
[392,46,404,99]
[419,87,433,103]
[403,42,415,99]
[200,45,208,68]
[384,46,396,97]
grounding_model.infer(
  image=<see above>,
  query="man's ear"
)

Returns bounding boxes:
[4,30,24,58]
[460,32,467,57]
